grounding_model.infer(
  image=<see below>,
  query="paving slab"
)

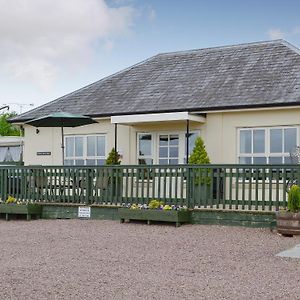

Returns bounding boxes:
[277,243,300,259]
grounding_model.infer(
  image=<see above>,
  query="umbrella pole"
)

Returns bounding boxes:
[61,126,65,165]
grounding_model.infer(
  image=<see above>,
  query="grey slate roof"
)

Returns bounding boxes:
[11,40,300,122]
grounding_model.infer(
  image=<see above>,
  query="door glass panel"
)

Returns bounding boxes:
[159,135,168,146]
[188,132,198,156]
[138,158,153,165]
[159,147,168,158]
[139,134,152,156]
[169,135,179,146]
[270,129,282,153]
[240,130,251,154]
[159,159,168,165]
[169,159,178,164]
[169,147,179,158]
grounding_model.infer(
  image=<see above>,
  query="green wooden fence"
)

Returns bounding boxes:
[0,164,299,211]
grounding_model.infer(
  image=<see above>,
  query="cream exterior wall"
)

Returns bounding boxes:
[23,108,300,166]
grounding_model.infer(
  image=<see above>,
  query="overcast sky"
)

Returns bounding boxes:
[1,0,300,114]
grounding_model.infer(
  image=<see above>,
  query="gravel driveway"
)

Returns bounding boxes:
[0,219,300,300]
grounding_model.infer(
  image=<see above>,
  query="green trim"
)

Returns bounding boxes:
[191,209,276,228]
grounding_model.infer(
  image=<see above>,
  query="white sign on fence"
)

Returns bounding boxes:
[78,207,91,218]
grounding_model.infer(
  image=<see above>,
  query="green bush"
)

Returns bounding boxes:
[106,148,121,165]
[188,137,210,164]
[288,185,300,213]
[188,137,211,185]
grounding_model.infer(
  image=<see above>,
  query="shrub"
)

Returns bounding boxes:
[106,148,121,165]
[188,137,211,185]
[287,185,300,213]
[189,137,210,164]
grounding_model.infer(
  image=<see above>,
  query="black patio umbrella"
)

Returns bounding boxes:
[26,112,98,165]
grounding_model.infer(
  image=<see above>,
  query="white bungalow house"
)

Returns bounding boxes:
[10,39,300,167]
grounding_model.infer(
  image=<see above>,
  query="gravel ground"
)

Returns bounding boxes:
[0,220,300,300]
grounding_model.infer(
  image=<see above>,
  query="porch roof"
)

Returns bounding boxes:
[110,112,206,125]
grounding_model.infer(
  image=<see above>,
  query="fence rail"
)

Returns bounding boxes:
[1,164,299,211]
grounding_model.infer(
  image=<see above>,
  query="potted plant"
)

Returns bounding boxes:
[188,137,212,205]
[118,200,191,227]
[105,148,121,200]
[0,196,42,221]
[276,184,300,237]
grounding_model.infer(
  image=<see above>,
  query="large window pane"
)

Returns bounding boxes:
[284,128,297,153]
[239,157,252,164]
[97,136,106,156]
[240,130,251,154]
[97,159,106,165]
[270,129,282,153]
[65,137,74,157]
[139,134,152,156]
[87,136,96,156]
[253,129,265,153]
[75,159,84,165]
[186,132,198,156]
[64,159,74,166]
[253,157,266,164]
[75,137,83,156]
[269,156,283,164]
[86,159,96,165]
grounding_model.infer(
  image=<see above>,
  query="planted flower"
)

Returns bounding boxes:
[122,200,188,211]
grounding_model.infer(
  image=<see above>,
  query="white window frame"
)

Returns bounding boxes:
[237,126,299,164]
[137,130,200,165]
[65,134,107,165]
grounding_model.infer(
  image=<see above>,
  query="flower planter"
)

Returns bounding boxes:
[276,211,300,237]
[0,203,42,221]
[118,208,191,227]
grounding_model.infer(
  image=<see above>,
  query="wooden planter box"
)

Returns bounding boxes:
[118,208,191,227]
[276,211,300,237]
[0,203,42,221]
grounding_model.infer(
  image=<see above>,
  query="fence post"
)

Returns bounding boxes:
[186,166,192,208]
[1,168,8,202]
[86,168,92,205]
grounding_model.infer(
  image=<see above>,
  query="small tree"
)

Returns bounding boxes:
[106,148,121,165]
[188,137,210,185]
[0,112,21,136]
[188,137,210,164]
